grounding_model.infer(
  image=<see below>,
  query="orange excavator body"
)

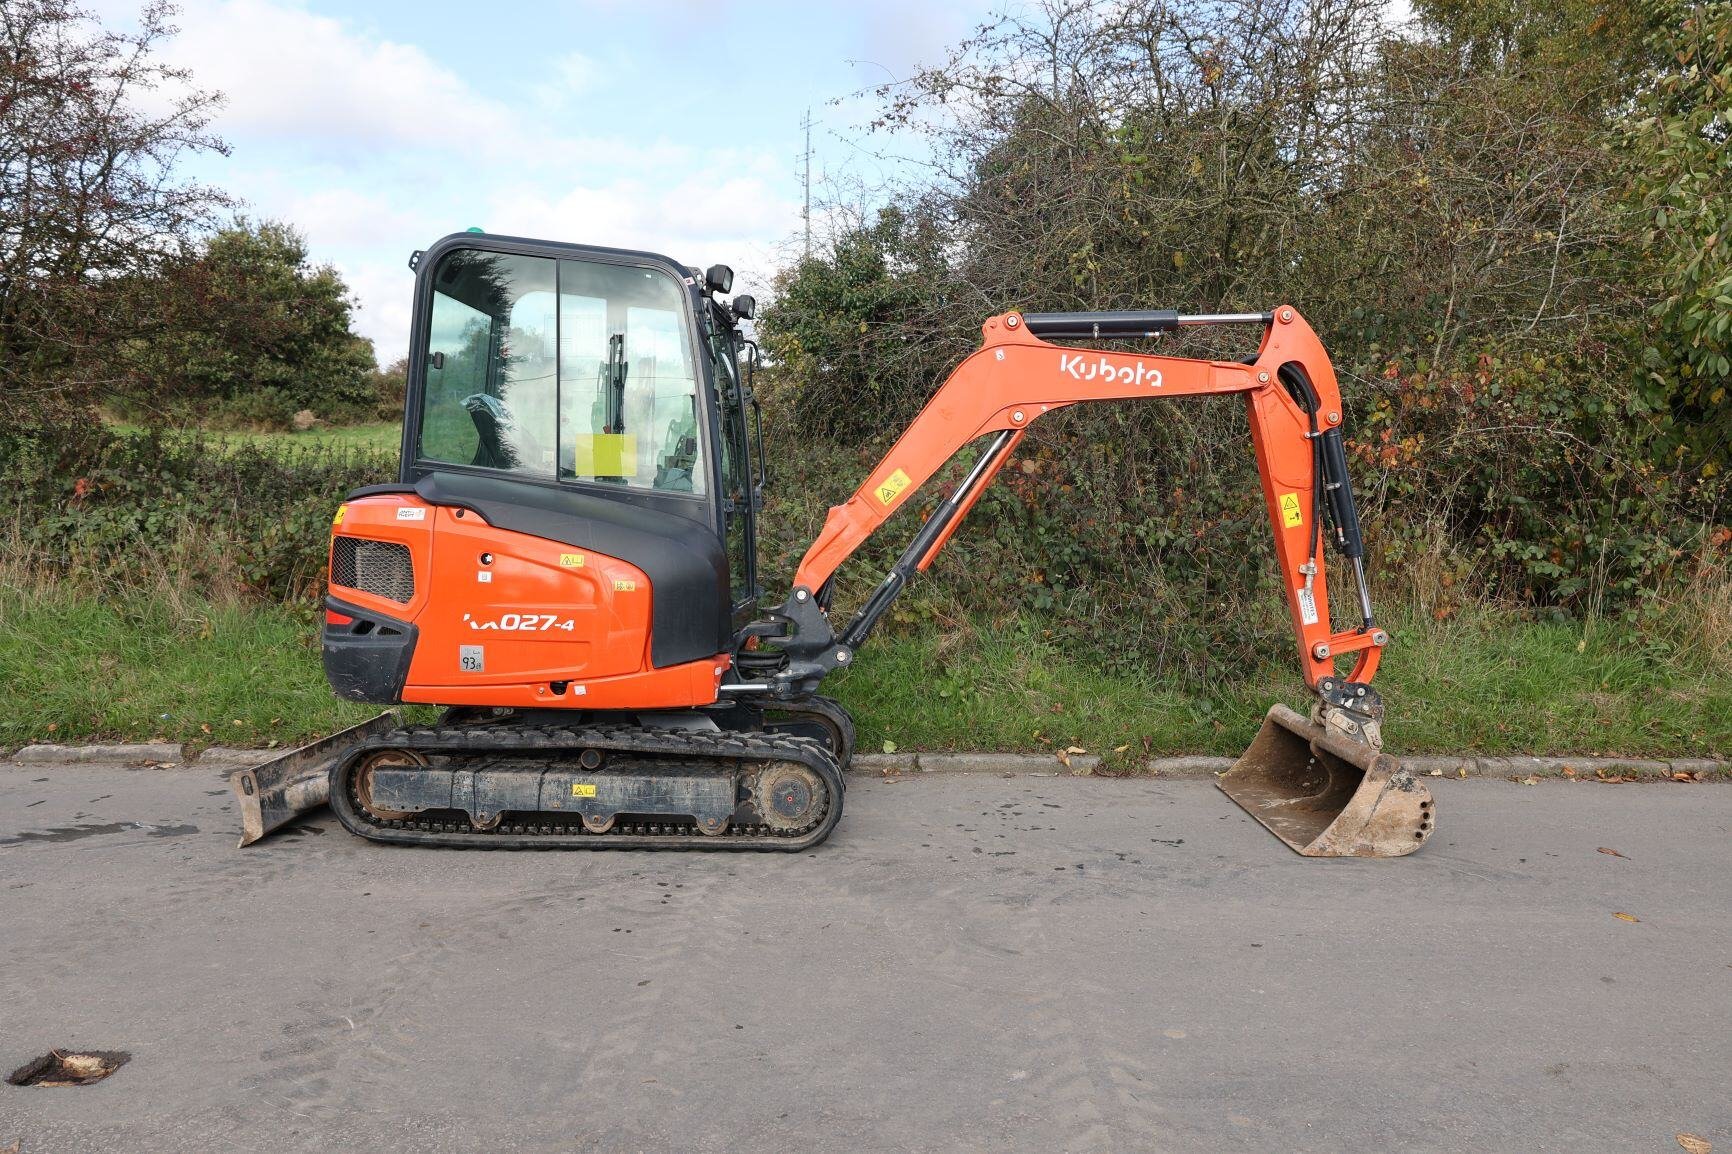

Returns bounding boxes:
[233,232,1430,856]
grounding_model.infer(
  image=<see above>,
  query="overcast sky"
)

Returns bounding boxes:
[95,0,997,360]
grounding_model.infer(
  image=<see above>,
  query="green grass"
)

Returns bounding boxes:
[104,418,401,455]
[834,608,1732,758]
[3,576,1727,758]
[0,583,401,749]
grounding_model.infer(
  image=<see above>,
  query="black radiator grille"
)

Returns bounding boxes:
[331,536,414,604]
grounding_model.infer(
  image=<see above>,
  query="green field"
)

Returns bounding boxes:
[3,574,1726,759]
[104,418,401,455]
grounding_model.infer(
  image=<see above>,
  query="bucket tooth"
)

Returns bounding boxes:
[1219,704,1433,857]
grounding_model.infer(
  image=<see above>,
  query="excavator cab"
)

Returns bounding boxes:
[320,234,765,710]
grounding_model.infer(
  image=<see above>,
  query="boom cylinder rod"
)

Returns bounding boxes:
[838,430,1018,651]
[1021,309,1273,339]
[1177,312,1274,326]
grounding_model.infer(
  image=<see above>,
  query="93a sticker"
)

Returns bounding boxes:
[460,645,485,672]
[463,612,576,632]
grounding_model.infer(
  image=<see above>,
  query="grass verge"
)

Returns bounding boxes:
[104,418,401,455]
[2,574,1727,758]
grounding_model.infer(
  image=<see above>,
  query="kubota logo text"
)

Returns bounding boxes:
[1059,353,1162,388]
[463,612,575,632]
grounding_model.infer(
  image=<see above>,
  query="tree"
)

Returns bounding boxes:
[1622,0,1732,472]
[123,220,379,425]
[764,0,1716,614]
[0,0,229,425]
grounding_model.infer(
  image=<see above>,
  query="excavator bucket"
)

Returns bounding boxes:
[1219,704,1433,857]
[229,712,396,847]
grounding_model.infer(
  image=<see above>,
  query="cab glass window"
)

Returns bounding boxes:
[416,248,704,495]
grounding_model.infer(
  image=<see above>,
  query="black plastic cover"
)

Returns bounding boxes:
[323,597,418,703]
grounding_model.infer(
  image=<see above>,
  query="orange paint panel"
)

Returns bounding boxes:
[327,497,723,709]
[404,655,724,710]
[411,507,650,686]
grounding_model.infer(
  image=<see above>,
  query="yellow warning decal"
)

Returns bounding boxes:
[613,579,637,592]
[332,505,346,525]
[876,467,912,506]
[559,553,585,568]
[571,783,597,798]
[1279,492,1304,528]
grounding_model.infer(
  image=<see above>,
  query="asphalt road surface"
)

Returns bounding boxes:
[1,764,1727,1153]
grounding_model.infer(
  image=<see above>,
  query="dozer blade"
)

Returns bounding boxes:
[229,712,397,847]
[1219,704,1433,857]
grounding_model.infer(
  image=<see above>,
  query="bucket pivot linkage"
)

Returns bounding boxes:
[1219,677,1434,858]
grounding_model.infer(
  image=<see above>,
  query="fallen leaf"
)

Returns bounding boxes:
[1056,751,1071,767]
[1677,1134,1711,1154]
[1612,911,1640,923]
[1457,766,1468,778]
[1597,847,1627,859]
[1428,768,1444,777]
[1515,774,1540,786]
[1113,744,1130,754]
[1064,745,1087,755]
[200,723,212,735]
[1560,766,1576,776]
[880,740,897,755]
[232,719,245,728]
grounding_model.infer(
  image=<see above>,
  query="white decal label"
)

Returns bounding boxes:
[476,571,492,583]
[1059,352,1163,389]
[462,612,576,632]
[460,645,484,672]
[396,507,426,521]
[1296,587,1319,626]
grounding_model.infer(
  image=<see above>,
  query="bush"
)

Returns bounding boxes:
[1,425,396,602]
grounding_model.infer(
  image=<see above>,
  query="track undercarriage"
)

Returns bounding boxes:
[326,698,852,851]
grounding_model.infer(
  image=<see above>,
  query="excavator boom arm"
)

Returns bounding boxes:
[778,307,1384,690]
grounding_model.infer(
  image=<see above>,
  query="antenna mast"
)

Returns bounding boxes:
[800,107,812,259]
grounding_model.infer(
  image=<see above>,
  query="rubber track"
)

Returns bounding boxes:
[760,695,857,769]
[328,722,844,852]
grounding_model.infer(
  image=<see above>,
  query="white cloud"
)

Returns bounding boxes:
[94,0,825,360]
[535,50,601,109]
[159,0,511,150]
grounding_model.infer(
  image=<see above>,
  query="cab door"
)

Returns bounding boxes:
[709,326,758,617]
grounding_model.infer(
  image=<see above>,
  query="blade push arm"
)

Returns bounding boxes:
[752,306,1386,695]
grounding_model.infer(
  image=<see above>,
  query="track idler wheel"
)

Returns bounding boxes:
[1219,704,1433,857]
[755,764,825,831]
[353,749,426,822]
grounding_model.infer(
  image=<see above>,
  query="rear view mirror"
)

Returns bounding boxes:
[732,294,755,320]
[705,264,734,294]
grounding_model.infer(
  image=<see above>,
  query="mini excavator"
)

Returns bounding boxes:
[229,232,1433,856]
